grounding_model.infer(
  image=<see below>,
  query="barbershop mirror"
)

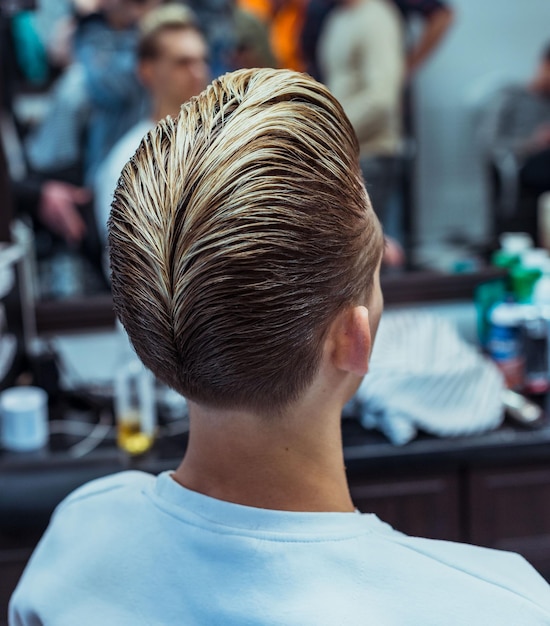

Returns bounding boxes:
[2,0,550,334]
[408,0,550,273]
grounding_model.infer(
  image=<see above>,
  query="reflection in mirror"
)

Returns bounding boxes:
[411,1,550,270]
[3,0,550,317]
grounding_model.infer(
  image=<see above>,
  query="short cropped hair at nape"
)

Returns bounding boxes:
[109,68,383,416]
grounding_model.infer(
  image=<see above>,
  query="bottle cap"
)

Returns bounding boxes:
[490,302,524,326]
[500,232,533,254]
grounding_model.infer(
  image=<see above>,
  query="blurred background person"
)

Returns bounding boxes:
[157,1,274,76]
[94,4,209,244]
[237,0,308,70]
[25,0,161,187]
[5,0,271,279]
[2,0,162,297]
[477,42,550,243]
[302,0,454,82]
[231,0,276,69]
[307,0,453,264]
[482,43,550,198]
[1,0,89,249]
[318,0,404,253]
[398,0,454,79]
[185,0,234,76]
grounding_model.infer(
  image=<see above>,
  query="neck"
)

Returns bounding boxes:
[173,402,354,513]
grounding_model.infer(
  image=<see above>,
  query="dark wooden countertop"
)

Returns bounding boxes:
[2,409,550,529]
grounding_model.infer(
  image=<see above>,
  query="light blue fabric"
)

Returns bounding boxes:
[10,470,550,625]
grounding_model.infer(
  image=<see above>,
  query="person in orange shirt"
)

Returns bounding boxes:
[237,0,307,71]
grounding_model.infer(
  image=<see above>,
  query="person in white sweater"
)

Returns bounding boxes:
[11,67,550,625]
[319,0,404,232]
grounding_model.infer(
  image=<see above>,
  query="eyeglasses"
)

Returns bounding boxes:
[159,54,210,70]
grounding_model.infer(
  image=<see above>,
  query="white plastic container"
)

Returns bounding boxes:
[500,232,533,254]
[0,386,48,451]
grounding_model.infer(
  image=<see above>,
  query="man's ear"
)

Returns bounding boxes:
[330,306,372,377]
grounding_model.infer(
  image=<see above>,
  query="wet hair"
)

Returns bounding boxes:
[109,68,383,416]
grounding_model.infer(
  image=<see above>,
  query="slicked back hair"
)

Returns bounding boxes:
[109,68,383,416]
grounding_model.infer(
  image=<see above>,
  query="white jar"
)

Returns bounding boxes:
[0,386,49,452]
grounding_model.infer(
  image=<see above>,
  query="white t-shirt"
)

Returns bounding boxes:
[10,471,550,625]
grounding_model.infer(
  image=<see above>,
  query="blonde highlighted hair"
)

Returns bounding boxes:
[109,68,383,415]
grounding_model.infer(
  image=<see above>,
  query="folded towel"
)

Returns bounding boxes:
[355,312,505,445]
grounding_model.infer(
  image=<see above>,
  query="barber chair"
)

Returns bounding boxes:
[466,72,541,246]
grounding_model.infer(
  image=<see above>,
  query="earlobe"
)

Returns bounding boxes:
[331,306,372,376]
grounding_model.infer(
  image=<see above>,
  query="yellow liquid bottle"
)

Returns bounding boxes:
[115,360,156,456]
[117,412,155,456]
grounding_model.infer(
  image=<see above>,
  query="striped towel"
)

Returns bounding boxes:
[354,312,505,445]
